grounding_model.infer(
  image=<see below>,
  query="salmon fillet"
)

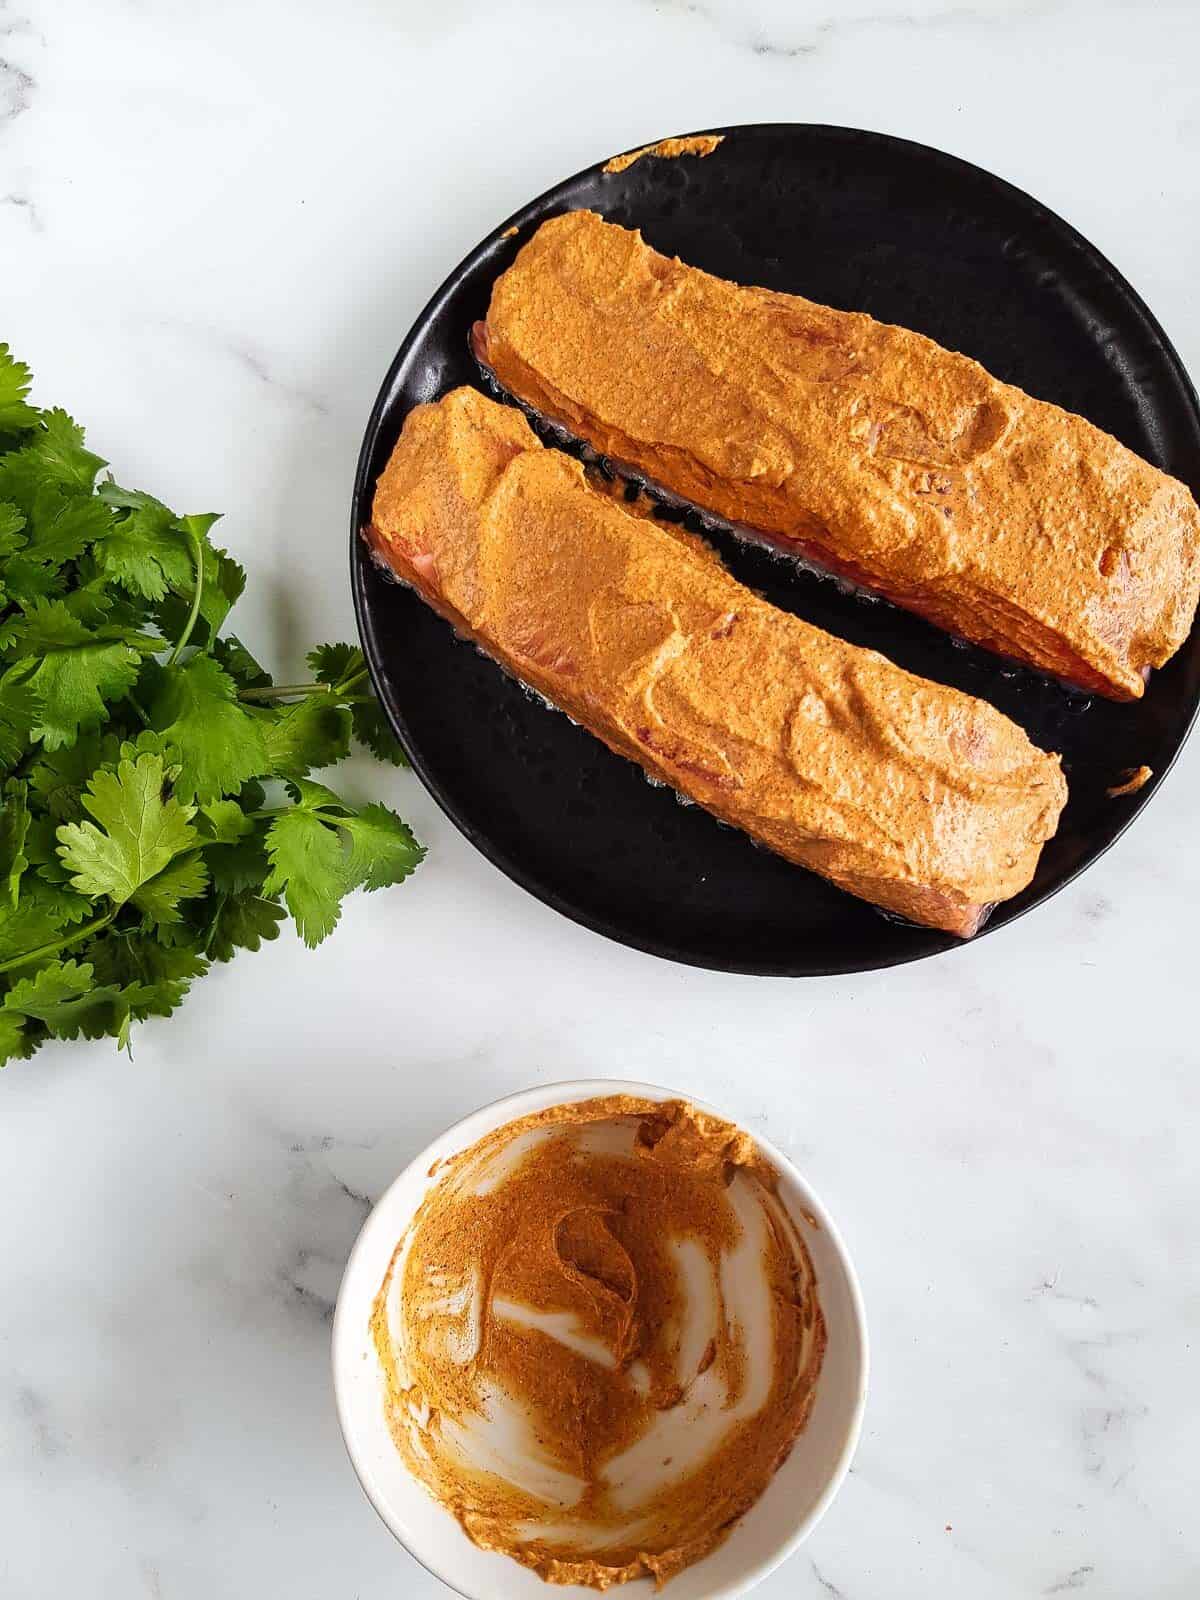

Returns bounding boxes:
[367,387,1067,936]
[474,210,1200,700]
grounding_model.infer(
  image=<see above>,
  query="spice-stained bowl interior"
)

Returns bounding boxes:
[332,1079,868,1600]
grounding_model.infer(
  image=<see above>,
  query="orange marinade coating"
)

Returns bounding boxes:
[475,209,1200,700]
[367,387,1066,935]
[371,1096,824,1589]
[602,134,724,173]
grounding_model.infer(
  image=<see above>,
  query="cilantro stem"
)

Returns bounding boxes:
[335,666,369,695]
[247,804,346,822]
[201,891,227,957]
[237,682,334,702]
[236,666,371,703]
[168,520,206,666]
[0,906,117,976]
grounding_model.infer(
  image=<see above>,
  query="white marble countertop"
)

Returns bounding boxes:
[3,2,1199,1596]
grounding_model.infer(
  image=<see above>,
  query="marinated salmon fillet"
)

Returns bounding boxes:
[366,388,1067,936]
[473,210,1200,700]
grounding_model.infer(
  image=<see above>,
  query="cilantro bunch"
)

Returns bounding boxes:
[0,345,422,1066]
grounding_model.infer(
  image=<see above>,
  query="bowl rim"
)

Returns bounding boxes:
[331,1077,870,1600]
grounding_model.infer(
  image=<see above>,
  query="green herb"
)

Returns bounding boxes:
[0,344,422,1065]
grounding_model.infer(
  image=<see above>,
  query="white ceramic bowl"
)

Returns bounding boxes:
[332,1080,868,1600]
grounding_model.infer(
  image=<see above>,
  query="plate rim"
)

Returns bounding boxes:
[351,120,1200,977]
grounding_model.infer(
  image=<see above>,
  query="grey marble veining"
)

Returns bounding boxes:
[0,55,33,120]
[646,0,1066,61]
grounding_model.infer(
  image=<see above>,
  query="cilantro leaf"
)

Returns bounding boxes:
[88,934,208,1018]
[24,835,91,906]
[0,554,65,608]
[3,957,91,1018]
[0,1008,40,1066]
[144,655,268,803]
[203,821,270,895]
[0,874,89,962]
[308,642,363,686]
[0,344,39,433]
[152,519,246,645]
[0,500,27,567]
[130,852,209,928]
[31,410,107,496]
[196,539,247,631]
[263,808,345,947]
[0,409,106,515]
[0,896,64,963]
[96,484,166,512]
[212,633,271,689]
[262,781,423,946]
[27,730,181,829]
[24,487,113,568]
[27,734,110,817]
[94,486,193,600]
[0,345,423,1066]
[56,751,199,905]
[115,728,182,767]
[2,598,158,751]
[309,641,406,766]
[258,694,351,779]
[0,779,30,904]
[0,662,37,769]
[26,645,143,751]
[285,777,349,813]
[2,958,153,1043]
[201,891,286,962]
[25,817,72,885]
[350,698,408,767]
[59,578,118,626]
[0,597,126,657]
[341,802,424,892]
[196,799,253,844]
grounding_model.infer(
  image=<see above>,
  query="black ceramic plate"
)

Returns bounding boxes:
[351,123,1200,975]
